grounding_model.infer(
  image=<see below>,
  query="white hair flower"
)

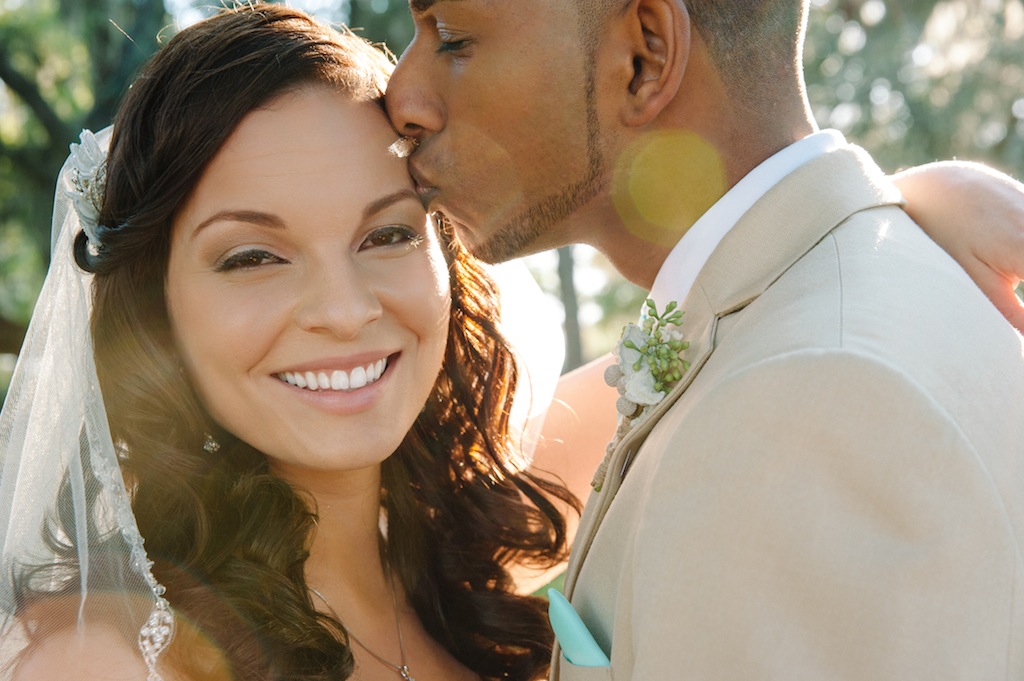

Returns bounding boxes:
[65,129,109,251]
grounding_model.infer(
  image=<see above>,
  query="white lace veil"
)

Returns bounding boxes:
[489,260,565,466]
[0,128,173,679]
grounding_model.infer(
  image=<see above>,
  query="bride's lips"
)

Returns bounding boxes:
[274,352,400,413]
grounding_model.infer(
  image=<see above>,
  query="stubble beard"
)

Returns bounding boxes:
[468,64,605,264]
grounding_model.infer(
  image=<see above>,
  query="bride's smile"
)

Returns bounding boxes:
[277,354,391,392]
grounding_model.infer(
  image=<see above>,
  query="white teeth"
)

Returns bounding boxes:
[330,370,349,390]
[279,356,389,393]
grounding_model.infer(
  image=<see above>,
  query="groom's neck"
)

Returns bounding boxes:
[593,115,814,291]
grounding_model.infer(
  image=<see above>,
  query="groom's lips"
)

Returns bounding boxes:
[409,163,438,208]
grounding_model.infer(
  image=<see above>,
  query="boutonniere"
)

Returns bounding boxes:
[593,299,690,491]
[605,299,690,417]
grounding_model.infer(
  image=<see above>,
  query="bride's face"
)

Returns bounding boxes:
[165,87,450,479]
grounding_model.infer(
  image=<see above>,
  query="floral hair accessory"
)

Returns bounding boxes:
[604,299,690,419]
[65,129,109,252]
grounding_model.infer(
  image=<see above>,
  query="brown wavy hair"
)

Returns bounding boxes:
[73,4,577,679]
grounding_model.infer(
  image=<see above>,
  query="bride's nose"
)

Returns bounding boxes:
[293,263,383,339]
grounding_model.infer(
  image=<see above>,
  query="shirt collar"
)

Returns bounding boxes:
[648,129,846,310]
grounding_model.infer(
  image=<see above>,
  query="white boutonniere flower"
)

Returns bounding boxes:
[605,299,691,420]
[65,129,108,251]
[593,299,690,491]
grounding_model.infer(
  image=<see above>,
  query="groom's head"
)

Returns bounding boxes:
[386,0,811,267]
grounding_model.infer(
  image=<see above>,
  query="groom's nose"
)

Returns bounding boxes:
[386,41,445,139]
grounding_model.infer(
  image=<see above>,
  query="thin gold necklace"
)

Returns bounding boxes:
[310,569,415,681]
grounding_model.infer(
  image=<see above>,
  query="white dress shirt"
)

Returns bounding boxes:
[647,129,847,310]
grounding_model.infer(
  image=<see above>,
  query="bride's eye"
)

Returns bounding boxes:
[215,248,287,272]
[360,225,424,251]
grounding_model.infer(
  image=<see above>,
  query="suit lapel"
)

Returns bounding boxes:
[700,144,903,315]
[562,145,903,599]
[562,289,718,597]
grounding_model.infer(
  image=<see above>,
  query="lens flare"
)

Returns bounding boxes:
[612,130,726,248]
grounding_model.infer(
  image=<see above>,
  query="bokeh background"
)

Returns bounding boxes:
[1,0,1023,401]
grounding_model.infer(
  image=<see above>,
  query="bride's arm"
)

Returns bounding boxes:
[529,353,618,508]
[892,161,1024,331]
[512,354,617,594]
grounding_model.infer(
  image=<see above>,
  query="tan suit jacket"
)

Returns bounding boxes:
[553,145,1024,680]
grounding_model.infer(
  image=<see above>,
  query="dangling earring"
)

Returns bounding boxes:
[203,433,220,454]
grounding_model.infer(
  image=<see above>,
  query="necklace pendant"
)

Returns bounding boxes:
[399,665,415,681]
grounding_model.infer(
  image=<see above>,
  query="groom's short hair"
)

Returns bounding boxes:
[573,0,807,99]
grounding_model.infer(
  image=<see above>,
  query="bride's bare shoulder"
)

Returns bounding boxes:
[13,620,150,680]
[8,597,208,681]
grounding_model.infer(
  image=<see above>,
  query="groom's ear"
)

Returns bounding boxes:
[611,0,689,127]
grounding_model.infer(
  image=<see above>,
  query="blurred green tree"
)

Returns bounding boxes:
[348,0,414,51]
[0,0,170,355]
[804,0,1024,172]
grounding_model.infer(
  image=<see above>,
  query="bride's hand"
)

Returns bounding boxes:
[893,161,1024,332]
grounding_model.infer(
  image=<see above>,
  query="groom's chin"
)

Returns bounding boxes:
[472,238,540,266]
[450,222,522,265]
[474,222,555,265]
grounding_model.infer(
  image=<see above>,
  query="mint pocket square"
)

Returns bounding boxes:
[548,589,611,667]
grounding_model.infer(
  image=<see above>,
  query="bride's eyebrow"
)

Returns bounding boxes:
[186,190,420,238]
[190,210,285,239]
[362,189,421,221]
